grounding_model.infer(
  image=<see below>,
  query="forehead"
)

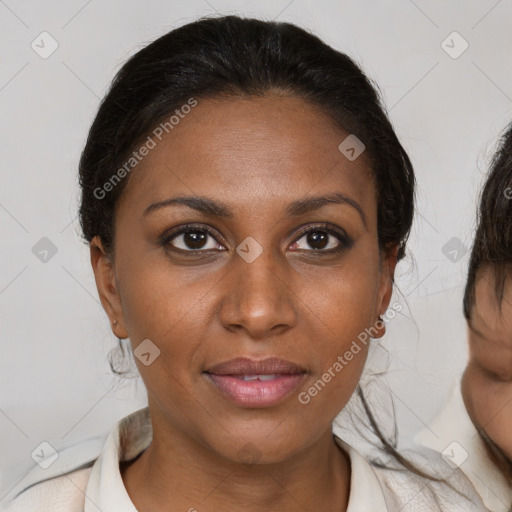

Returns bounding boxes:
[117,94,376,221]
[471,270,512,350]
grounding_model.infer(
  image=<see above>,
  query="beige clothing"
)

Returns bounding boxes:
[3,406,488,511]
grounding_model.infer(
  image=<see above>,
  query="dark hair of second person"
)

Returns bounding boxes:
[462,123,512,488]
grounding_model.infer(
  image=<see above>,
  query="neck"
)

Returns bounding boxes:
[120,407,351,512]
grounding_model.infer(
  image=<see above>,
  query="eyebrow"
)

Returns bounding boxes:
[143,192,367,227]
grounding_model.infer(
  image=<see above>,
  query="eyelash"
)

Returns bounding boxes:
[160,222,352,255]
[485,369,510,383]
[478,362,510,383]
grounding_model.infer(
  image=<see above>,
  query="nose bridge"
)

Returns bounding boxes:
[239,241,280,297]
[220,238,296,337]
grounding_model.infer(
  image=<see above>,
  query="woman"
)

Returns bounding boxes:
[416,123,512,512]
[2,15,486,511]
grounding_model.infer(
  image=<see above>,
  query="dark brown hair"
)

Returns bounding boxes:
[78,15,414,263]
[463,123,512,320]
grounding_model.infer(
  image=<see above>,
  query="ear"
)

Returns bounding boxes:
[372,244,399,339]
[90,235,128,339]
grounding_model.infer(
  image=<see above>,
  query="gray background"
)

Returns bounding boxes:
[1,0,512,498]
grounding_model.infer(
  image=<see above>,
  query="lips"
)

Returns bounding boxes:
[204,357,307,408]
[205,357,307,376]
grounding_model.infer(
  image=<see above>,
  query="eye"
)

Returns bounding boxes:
[479,363,511,383]
[161,224,225,252]
[160,222,352,255]
[290,223,352,253]
[486,370,511,383]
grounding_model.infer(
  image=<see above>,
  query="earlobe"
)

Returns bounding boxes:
[372,315,386,339]
[90,236,128,339]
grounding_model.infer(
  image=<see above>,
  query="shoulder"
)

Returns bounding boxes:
[370,444,488,511]
[1,435,105,511]
[335,434,487,511]
[1,467,92,512]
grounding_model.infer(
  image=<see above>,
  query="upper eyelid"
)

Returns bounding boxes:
[489,374,509,383]
[164,222,349,248]
[488,370,510,382]
[480,363,510,382]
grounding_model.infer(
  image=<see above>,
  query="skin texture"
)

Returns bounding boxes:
[90,93,397,512]
[462,267,512,463]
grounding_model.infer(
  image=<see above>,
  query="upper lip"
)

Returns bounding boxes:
[205,357,307,376]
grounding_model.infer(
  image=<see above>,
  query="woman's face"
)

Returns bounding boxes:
[463,268,512,461]
[91,94,396,464]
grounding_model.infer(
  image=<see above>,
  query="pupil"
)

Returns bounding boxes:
[308,231,328,250]
[184,231,207,249]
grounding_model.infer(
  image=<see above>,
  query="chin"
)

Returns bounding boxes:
[210,431,305,465]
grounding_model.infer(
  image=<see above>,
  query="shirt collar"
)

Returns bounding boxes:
[335,437,389,511]
[85,406,389,511]
[84,407,151,512]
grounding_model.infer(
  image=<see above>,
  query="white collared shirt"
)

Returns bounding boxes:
[2,406,488,511]
[415,378,512,512]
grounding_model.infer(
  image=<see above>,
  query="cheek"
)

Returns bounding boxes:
[464,369,512,459]
[289,250,381,411]
[480,387,512,460]
[115,255,217,384]
[306,266,377,361]
[302,237,381,318]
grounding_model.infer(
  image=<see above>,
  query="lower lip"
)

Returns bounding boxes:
[204,373,306,408]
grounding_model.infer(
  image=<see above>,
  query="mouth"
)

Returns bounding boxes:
[203,357,307,408]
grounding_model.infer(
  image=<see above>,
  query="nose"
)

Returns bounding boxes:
[219,245,297,340]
